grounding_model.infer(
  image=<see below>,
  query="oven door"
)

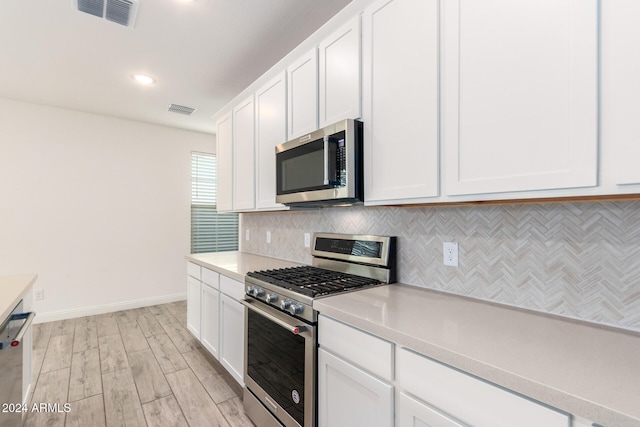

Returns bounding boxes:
[242,299,316,427]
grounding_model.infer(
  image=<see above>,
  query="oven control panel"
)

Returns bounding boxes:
[246,285,314,323]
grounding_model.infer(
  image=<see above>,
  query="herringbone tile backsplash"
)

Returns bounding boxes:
[240,201,640,332]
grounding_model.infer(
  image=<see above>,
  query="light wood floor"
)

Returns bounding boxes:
[26,301,255,427]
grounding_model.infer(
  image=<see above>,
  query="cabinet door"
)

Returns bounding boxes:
[201,284,220,360]
[186,276,201,339]
[255,73,288,210]
[287,48,318,139]
[319,16,361,127]
[318,348,393,427]
[219,293,245,386]
[601,0,640,185]
[443,0,598,196]
[396,348,569,427]
[233,95,256,210]
[215,111,234,212]
[362,0,439,205]
[397,392,467,427]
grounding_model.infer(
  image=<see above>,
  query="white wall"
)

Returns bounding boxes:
[0,97,214,322]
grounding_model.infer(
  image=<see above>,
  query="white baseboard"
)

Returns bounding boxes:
[33,293,187,323]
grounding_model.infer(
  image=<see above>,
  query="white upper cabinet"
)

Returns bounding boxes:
[319,16,362,127]
[215,111,233,212]
[255,73,288,210]
[287,48,318,139]
[232,95,256,211]
[601,0,640,186]
[442,0,598,197]
[362,0,440,205]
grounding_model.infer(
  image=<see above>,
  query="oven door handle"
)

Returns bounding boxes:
[241,299,306,335]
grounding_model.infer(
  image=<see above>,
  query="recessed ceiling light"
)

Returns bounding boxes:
[132,74,155,85]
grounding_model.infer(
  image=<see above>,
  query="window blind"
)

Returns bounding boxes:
[191,152,238,253]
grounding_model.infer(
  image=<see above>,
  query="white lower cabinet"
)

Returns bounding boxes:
[317,315,574,427]
[186,265,202,339]
[318,315,394,427]
[318,348,393,427]
[396,348,570,427]
[200,283,220,360]
[397,391,466,427]
[572,417,596,427]
[186,263,245,386]
[219,276,246,386]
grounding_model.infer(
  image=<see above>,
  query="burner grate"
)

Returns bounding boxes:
[247,266,381,297]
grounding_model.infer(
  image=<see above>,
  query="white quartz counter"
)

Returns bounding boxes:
[314,284,640,427]
[185,251,300,282]
[1,274,37,321]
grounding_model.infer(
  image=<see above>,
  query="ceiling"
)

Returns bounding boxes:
[0,0,351,134]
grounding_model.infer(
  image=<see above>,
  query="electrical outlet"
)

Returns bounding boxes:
[266,230,272,244]
[245,229,250,241]
[443,242,459,267]
[304,233,311,248]
[34,288,44,301]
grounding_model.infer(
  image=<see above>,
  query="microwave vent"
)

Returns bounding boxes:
[74,0,139,28]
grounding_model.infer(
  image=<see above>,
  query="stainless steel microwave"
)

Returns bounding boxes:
[275,119,363,206]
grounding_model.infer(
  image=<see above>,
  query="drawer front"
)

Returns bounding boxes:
[318,315,393,382]
[219,274,245,301]
[397,391,468,427]
[187,262,201,280]
[396,348,569,427]
[202,268,220,289]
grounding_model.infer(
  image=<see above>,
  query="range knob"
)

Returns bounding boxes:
[248,287,265,298]
[288,304,304,316]
[280,300,292,311]
[265,294,278,303]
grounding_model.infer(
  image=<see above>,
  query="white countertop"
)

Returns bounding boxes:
[185,251,300,282]
[314,284,640,427]
[184,251,640,426]
[1,274,37,321]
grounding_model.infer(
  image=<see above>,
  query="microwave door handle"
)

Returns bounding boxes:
[323,136,330,185]
[323,136,340,186]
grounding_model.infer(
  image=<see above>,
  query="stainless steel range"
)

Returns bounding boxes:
[242,233,397,427]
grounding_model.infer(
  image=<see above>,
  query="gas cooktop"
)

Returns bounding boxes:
[244,233,396,323]
[247,266,382,298]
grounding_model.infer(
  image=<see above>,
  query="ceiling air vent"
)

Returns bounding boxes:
[74,0,139,28]
[168,104,197,116]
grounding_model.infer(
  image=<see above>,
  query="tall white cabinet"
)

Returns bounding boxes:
[601,0,640,186]
[318,16,362,127]
[215,112,234,212]
[255,73,287,210]
[232,95,256,211]
[362,0,440,205]
[287,48,318,139]
[442,0,598,196]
